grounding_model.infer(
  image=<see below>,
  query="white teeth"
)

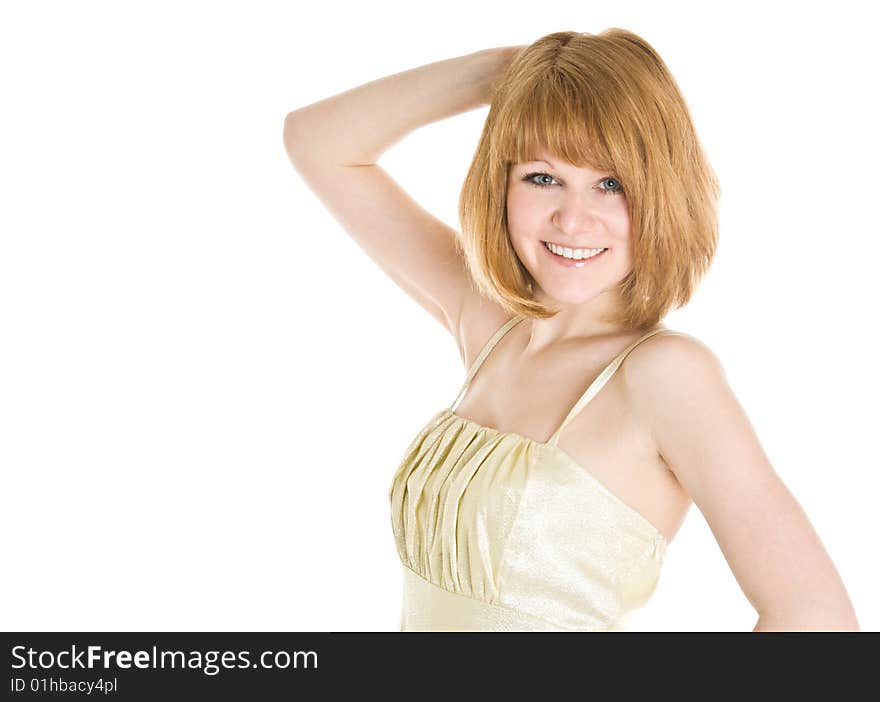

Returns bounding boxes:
[544,242,606,260]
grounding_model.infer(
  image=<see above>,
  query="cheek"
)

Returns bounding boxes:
[606,207,632,245]
[506,193,542,233]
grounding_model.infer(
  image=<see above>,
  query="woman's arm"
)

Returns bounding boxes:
[625,333,860,631]
[282,47,523,348]
[284,46,522,166]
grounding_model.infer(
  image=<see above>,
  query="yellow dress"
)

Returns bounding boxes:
[389,314,679,631]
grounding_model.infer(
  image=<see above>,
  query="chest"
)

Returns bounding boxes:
[452,338,688,544]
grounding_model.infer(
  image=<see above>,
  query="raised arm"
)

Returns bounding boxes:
[282,47,523,358]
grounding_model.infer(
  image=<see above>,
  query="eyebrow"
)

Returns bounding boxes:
[521,159,608,176]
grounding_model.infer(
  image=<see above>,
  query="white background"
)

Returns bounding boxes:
[1,0,877,632]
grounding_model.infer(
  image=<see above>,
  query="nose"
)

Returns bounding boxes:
[552,193,603,235]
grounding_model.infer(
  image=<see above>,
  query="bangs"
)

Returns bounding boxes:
[491,69,619,174]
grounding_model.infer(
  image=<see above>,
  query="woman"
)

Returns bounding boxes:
[283,29,859,631]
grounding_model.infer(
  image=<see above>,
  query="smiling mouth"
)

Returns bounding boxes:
[541,241,608,260]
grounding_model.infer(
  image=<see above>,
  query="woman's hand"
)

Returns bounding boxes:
[474,45,529,105]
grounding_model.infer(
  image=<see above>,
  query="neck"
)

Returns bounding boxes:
[521,290,635,357]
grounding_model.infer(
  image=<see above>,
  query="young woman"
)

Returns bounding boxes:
[283,29,859,632]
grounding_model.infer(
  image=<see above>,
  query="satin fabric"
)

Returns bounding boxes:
[389,315,678,631]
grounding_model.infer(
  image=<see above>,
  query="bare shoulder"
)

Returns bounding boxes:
[453,286,515,369]
[623,328,724,388]
[619,328,728,462]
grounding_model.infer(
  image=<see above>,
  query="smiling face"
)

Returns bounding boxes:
[506,153,634,308]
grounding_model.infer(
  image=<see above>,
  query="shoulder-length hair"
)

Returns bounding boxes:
[457,29,721,331]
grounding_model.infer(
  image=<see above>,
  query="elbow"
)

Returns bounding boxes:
[283,112,300,152]
[283,110,314,152]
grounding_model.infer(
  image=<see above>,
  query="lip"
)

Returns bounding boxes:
[542,240,606,250]
[541,241,608,268]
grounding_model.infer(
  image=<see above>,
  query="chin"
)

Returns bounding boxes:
[533,285,603,307]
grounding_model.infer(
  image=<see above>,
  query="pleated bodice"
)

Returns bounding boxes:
[388,315,678,631]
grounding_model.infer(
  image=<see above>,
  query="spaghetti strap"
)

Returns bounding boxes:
[546,327,685,446]
[449,315,525,412]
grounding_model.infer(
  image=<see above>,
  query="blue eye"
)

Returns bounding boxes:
[521,172,625,196]
[599,177,625,195]
[522,172,558,188]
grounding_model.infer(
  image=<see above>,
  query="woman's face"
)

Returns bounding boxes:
[506,153,634,306]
